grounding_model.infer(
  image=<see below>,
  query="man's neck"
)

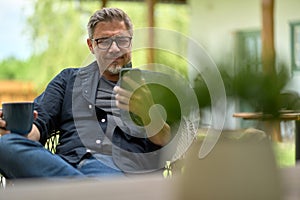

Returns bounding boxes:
[102,72,119,82]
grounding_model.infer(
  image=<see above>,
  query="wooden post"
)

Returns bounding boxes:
[102,0,107,8]
[261,0,275,75]
[146,0,156,67]
[261,0,282,141]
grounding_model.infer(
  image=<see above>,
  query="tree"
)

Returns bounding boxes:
[0,0,190,91]
[25,0,99,89]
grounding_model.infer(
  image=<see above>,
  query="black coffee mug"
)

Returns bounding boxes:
[2,102,34,135]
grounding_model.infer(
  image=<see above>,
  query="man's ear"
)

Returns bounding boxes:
[87,38,95,54]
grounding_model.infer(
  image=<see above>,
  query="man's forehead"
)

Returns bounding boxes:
[96,20,126,29]
[94,21,129,35]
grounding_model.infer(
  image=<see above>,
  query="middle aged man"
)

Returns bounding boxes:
[0,7,174,179]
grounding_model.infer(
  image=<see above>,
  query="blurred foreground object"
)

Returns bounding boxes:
[176,129,281,200]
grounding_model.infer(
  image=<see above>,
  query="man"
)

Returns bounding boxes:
[0,7,171,178]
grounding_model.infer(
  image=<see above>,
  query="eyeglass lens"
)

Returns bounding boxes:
[95,37,131,49]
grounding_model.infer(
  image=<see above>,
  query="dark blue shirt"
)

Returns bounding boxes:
[33,62,162,171]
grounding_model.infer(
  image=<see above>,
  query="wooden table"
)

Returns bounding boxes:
[233,112,300,121]
[233,111,300,160]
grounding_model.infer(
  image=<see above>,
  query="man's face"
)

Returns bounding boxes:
[87,20,132,81]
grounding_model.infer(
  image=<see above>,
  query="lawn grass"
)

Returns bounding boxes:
[273,142,295,167]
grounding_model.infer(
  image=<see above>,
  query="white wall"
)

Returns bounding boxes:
[275,0,300,94]
[276,0,300,67]
[188,0,300,66]
[188,0,261,66]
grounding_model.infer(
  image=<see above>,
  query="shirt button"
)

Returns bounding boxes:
[84,90,88,94]
[96,139,101,144]
[88,104,92,109]
[101,118,106,123]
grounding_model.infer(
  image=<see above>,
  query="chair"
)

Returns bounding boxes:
[44,131,60,154]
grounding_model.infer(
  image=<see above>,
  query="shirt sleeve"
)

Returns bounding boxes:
[33,68,74,145]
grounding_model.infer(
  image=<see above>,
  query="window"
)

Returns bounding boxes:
[234,30,262,72]
[290,22,300,71]
[234,30,262,128]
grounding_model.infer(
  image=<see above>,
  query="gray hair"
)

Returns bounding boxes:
[87,8,133,39]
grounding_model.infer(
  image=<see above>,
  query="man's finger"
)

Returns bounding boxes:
[115,100,129,111]
[114,86,133,98]
[115,94,130,105]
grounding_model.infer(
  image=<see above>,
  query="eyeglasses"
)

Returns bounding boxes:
[91,36,132,50]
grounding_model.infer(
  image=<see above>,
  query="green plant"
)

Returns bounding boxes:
[193,63,297,117]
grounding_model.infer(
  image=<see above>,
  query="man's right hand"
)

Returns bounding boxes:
[0,110,40,141]
[0,109,10,136]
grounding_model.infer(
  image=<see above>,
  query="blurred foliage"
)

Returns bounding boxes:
[193,62,300,117]
[0,0,190,92]
[24,0,95,89]
[232,65,289,115]
[0,57,31,80]
[155,49,188,78]
[193,74,211,108]
[193,67,233,108]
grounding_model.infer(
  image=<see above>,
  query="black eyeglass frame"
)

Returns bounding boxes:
[91,36,132,50]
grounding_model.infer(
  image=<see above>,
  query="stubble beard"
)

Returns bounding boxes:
[106,64,123,75]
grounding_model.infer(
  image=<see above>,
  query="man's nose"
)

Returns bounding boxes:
[108,41,120,52]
